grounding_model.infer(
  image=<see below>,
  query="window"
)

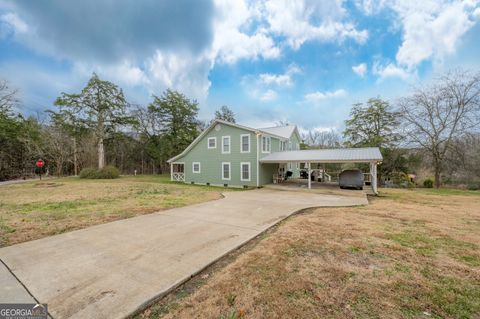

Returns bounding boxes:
[296,143,300,150]
[222,136,231,154]
[192,162,200,173]
[240,134,250,153]
[280,141,287,151]
[222,162,231,180]
[207,137,216,149]
[262,136,271,153]
[240,162,250,181]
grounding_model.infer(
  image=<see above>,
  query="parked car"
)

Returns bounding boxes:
[339,169,363,190]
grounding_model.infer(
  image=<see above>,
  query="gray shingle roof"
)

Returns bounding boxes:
[259,147,383,163]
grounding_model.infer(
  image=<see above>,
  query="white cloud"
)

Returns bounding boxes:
[212,0,280,64]
[258,64,301,86]
[262,0,368,50]
[305,89,347,102]
[260,89,278,101]
[392,0,478,69]
[372,61,410,80]
[474,7,480,17]
[146,51,213,102]
[352,63,367,77]
[0,12,28,34]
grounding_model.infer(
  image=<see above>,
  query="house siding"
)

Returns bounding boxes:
[175,123,258,187]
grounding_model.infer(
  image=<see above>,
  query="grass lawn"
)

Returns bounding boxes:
[138,188,480,319]
[0,175,231,247]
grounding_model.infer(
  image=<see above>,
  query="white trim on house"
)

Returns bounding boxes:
[207,137,216,149]
[192,162,201,173]
[221,136,231,154]
[222,162,231,181]
[240,162,251,181]
[167,119,286,163]
[170,161,185,182]
[261,136,271,153]
[240,134,250,153]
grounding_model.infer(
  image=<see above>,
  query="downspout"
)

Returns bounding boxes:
[256,133,260,187]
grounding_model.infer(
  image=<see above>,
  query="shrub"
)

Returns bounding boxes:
[423,178,434,188]
[79,166,120,179]
[79,167,98,179]
[97,166,120,179]
[467,182,480,191]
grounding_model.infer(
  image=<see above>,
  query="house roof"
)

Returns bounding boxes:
[259,125,298,139]
[259,147,383,163]
[167,119,287,163]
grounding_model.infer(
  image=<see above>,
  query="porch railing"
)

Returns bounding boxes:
[172,172,185,182]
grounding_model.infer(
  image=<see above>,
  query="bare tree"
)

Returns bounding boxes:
[398,69,480,188]
[0,79,19,111]
[303,129,341,148]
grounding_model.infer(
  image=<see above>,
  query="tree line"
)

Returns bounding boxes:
[0,74,236,180]
[303,69,480,188]
[1,69,479,188]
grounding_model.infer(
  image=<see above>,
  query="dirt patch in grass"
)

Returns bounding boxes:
[137,188,480,319]
[0,175,230,247]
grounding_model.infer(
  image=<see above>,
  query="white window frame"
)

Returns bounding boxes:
[192,162,201,174]
[261,136,271,153]
[240,134,250,153]
[240,162,251,181]
[222,136,231,154]
[222,162,231,180]
[207,137,216,149]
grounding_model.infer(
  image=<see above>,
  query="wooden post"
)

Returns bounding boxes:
[322,163,326,183]
[170,163,173,181]
[308,162,311,189]
[370,162,378,194]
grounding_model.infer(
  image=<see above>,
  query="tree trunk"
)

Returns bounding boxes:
[97,110,105,170]
[434,162,442,189]
[98,138,105,169]
[73,137,78,176]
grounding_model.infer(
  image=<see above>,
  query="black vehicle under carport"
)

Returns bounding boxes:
[339,169,364,190]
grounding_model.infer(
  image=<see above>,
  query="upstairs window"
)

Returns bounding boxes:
[222,136,231,154]
[240,134,250,153]
[208,137,216,149]
[262,136,271,153]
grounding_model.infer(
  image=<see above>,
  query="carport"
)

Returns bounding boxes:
[259,147,383,194]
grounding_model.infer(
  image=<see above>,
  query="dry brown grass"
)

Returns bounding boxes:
[0,175,225,247]
[139,188,480,319]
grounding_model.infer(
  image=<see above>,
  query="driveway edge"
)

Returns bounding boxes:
[126,202,366,318]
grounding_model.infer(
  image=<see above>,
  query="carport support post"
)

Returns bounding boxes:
[307,162,311,189]
[170,163,173,181]
[370,162,378,194]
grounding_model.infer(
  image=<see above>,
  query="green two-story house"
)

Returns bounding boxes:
[167,119,302,187]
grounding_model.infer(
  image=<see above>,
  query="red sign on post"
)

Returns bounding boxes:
[36,159,45,168]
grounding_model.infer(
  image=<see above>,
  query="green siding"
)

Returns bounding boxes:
[172,124,305,187]
[259,163,279,185]
[175,123,258,187]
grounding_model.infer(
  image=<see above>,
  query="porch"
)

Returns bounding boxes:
[260,147,383,194]
[265,179,375,196]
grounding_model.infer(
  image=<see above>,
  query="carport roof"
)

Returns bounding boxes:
[259,147,383,163]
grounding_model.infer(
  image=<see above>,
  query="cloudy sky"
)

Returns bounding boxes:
[1,0,480,131]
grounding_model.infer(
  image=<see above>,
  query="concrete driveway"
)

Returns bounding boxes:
[0,189,367,319]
